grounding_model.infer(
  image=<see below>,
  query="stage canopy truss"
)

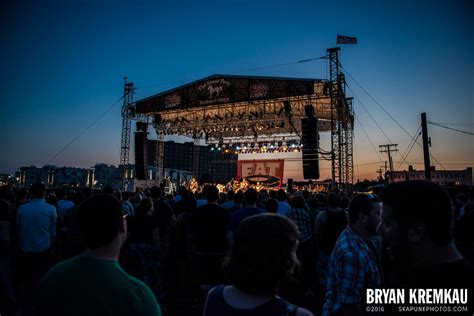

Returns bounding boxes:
[134,75,351,144]
[132,70,353,188]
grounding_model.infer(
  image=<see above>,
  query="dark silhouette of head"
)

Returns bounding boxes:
[79,194,125,249]
[244,188,258,206]
[224,214,299,295]
[206,186,219,203]
[266,198,278,214]
[348,193,381,234]
[276,189,287,202]
[30,183,46,199]
[380,180,453,246]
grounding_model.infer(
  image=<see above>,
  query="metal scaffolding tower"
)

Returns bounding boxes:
[328,47,354,190]
[120,78,135,166]
[343,96,354,190]
[156,133,164,185]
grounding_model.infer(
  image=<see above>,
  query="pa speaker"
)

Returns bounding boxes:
[287,178,294,193]
[301,117,319,179]
[136,122,148,133]
[134,132,148,180]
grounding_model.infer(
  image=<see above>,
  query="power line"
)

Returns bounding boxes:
[346,84,392,143]
[354,115,383,161]
[47,96,124,164]
[428,122,474,136]
[429,122,474,127]
[340,64,414,138]
[379,144,398,175]
[340,64,447,170]
[396,126,422,171]
[393,161,472,166]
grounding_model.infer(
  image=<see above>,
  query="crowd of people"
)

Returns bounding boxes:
[0,180,473,315]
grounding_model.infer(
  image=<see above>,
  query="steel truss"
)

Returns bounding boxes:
[120,80,135,166]
[132,66,354,190]
[328,48,354,190]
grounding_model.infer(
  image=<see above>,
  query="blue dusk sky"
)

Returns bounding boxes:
[1,0,472,180]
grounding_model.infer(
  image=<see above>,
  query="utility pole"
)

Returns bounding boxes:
[376,167,384,182]
[421,112,431,180]
[379,144,398,182]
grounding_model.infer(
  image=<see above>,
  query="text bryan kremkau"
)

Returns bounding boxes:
[367,289,468,304]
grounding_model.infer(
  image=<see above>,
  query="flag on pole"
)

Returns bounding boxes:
[337,34,357,44]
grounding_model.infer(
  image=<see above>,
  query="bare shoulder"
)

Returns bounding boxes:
[296,307,314,316]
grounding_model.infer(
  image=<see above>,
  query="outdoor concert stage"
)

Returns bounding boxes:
[131,61,353,190]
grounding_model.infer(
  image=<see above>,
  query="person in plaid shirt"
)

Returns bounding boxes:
[287,195,312,243]
[322,194,383,316]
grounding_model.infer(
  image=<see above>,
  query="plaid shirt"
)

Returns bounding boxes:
[287,208,312,242]
[322,226,382,316]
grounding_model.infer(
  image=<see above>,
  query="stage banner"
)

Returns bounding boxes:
[237,159,284,182]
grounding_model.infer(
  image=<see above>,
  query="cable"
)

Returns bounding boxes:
[228,55,327,74]
[396,127,422,171]
[428,122,474,136]
[340,63,447,170]
[395,125,420,170]
[353,131,361,180]
[394,161,473,166]
[354,115,384,161]
[136,55,327,91]
[346,84,392,143]
[46,96,124,164]
[429,122,474,127]
[340,63,414,138]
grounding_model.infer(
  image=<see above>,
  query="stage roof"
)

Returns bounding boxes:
[133,74,349,141]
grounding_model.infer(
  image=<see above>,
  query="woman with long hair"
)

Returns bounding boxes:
[204,214,313,316]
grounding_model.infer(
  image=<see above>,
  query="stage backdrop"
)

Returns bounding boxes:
[237,151,304,182]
